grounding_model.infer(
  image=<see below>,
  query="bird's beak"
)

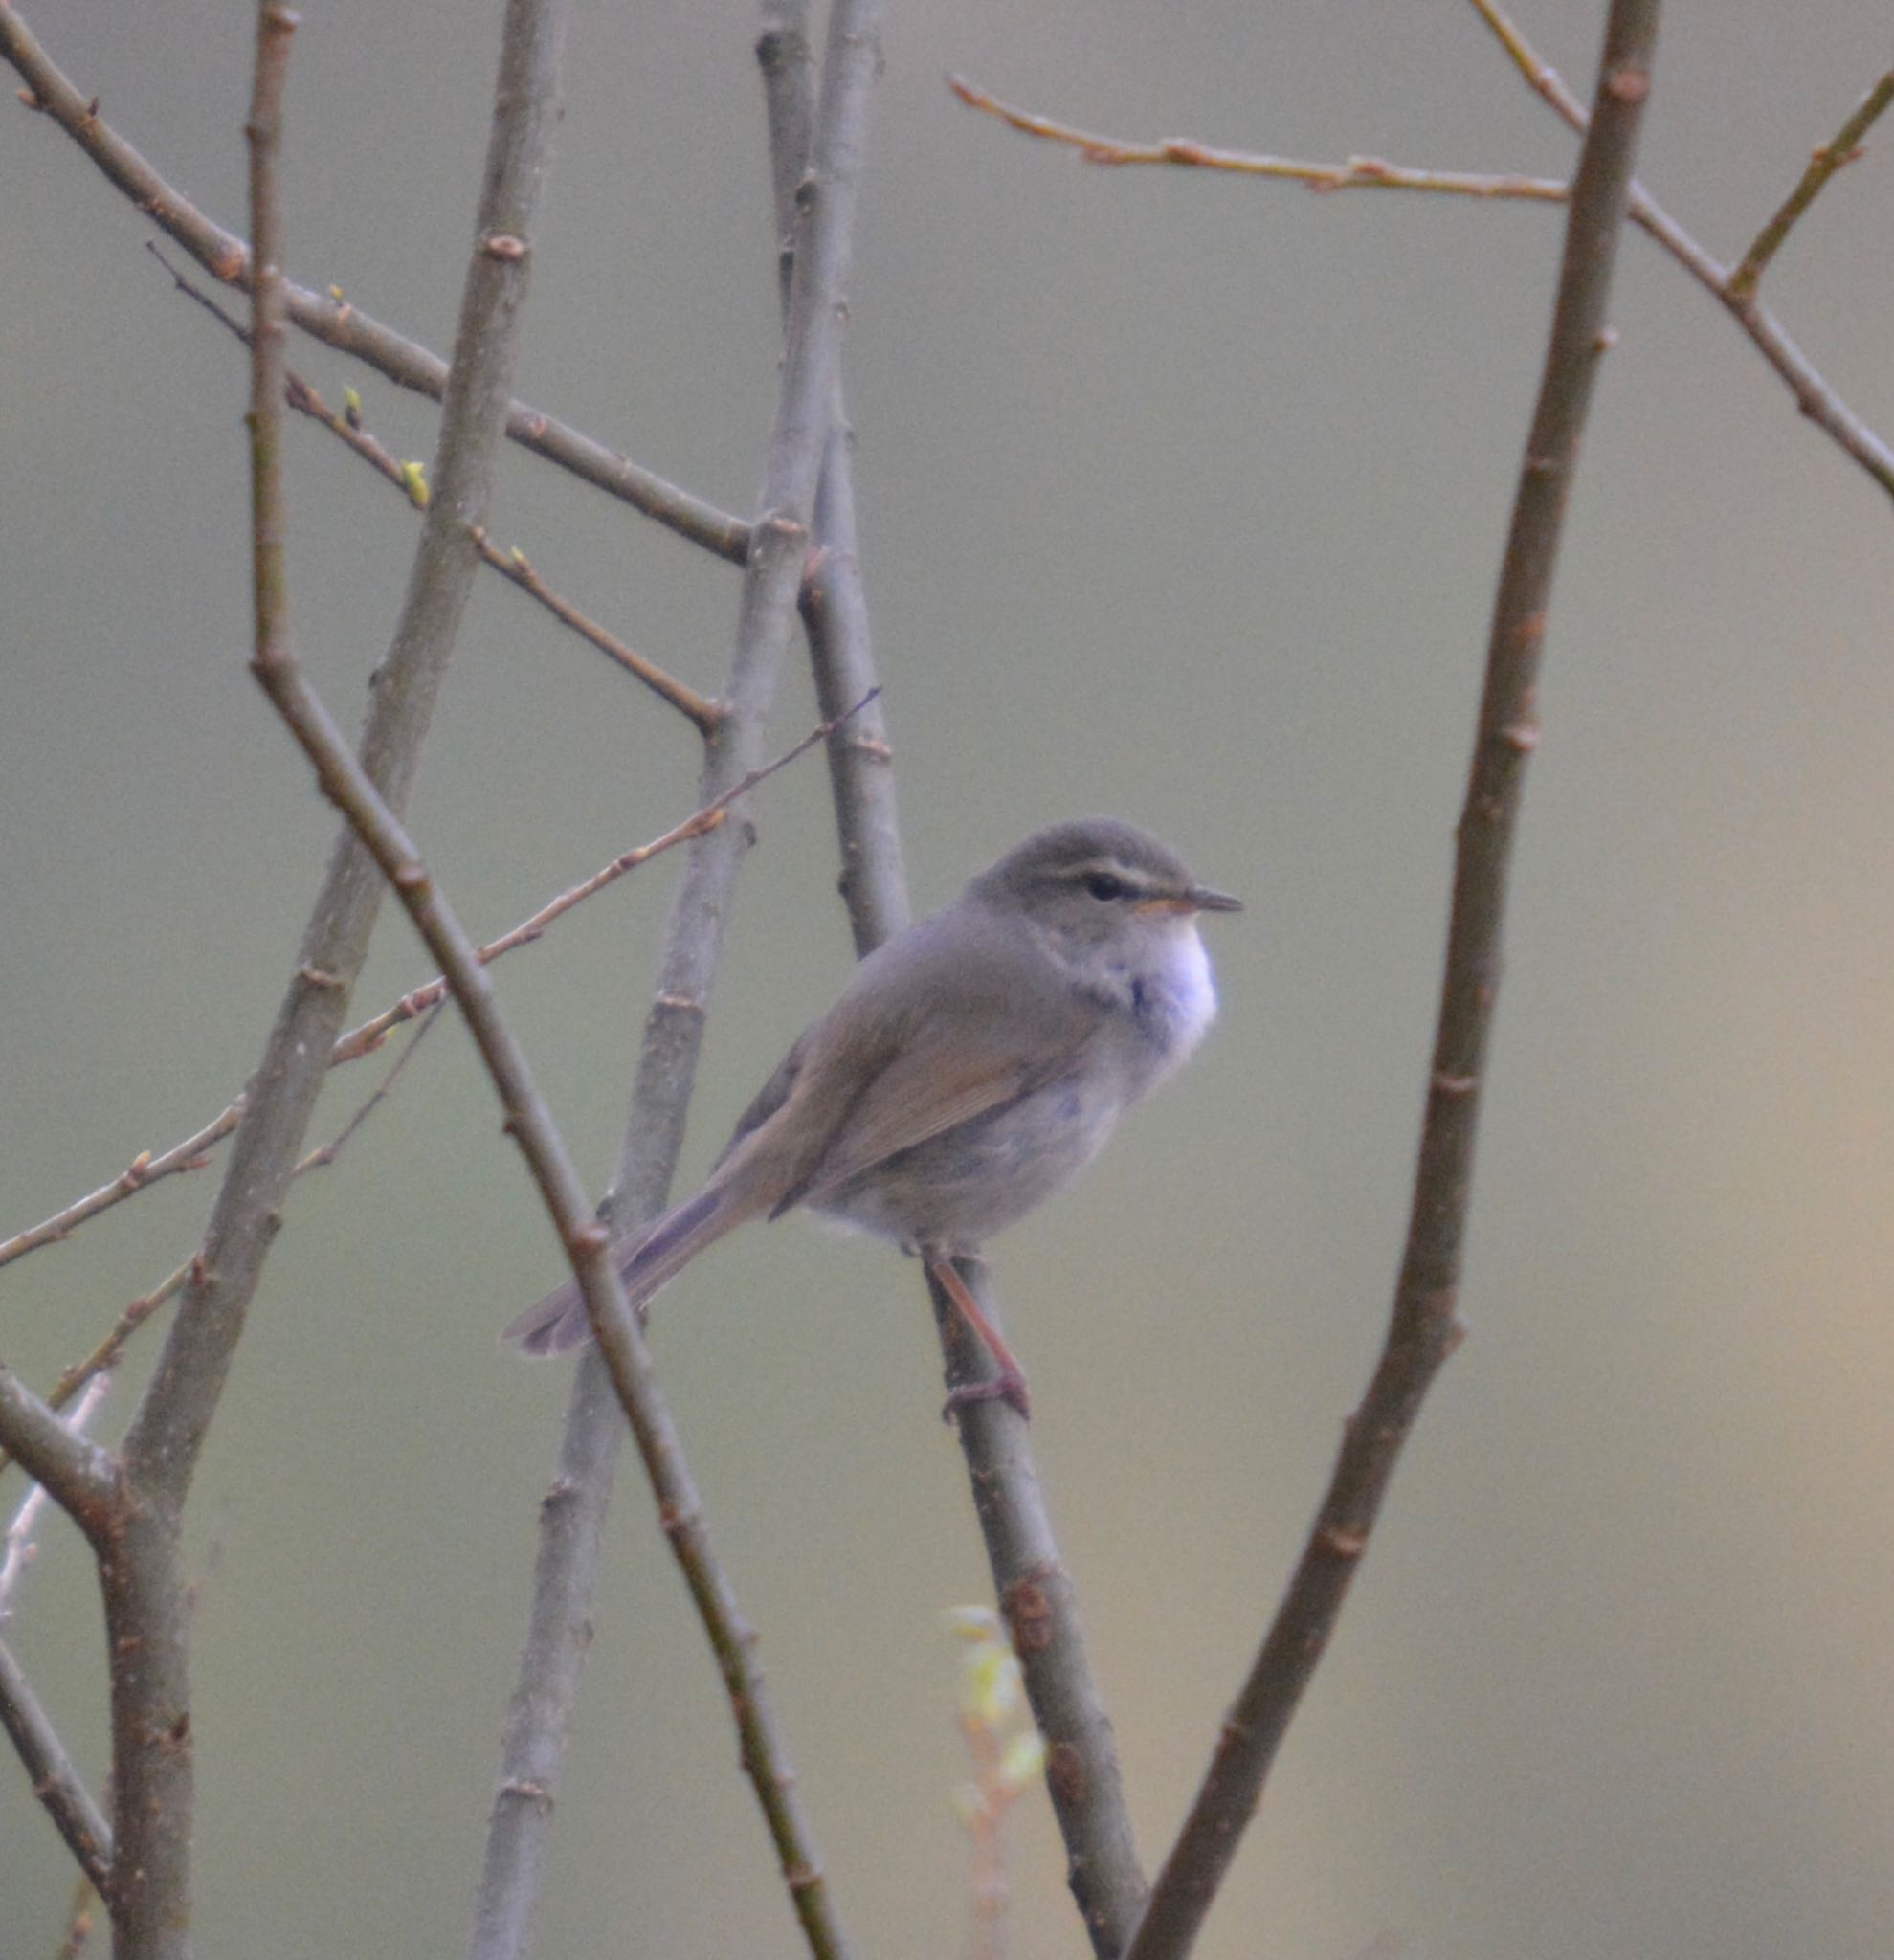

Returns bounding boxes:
[1142,886,1242,916]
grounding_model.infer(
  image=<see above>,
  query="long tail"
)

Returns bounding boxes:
[501,1181,741,1356]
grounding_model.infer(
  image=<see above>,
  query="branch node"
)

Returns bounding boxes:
[1604,63,1650,104]
[999,1564,1058,1654]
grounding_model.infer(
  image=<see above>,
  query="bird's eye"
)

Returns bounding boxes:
[1083,872,1126,902]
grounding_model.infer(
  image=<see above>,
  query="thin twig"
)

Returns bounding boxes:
[0,1,751,563]
[949,73,1569,202]
[1461,0,1894,500]
[297,1002,442,1171]
[1727,67,1894,301]
[145,243,722,730]
[0,1630,113,1893]
[0,1112,237,1272]
[0,699,867,1281]
[0,1017,428,1481]
[950,20,1894,504]
[0,1274,184,1482]
[1125,5,1662,1953]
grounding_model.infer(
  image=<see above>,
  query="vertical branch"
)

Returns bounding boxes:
[92,1,568,1952]
[755,8,1145,1953]
[468,5,885,1958]
[1124,4,1663,1955]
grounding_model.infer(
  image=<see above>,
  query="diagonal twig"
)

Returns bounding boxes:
[145,243,723,731]
[1727,66,1894,301]
[948,14,1894,505]
[1125,4,1662,1952]
[0,697,868,1290]
[949,73,1569,202]
[0,0,751,564]
[0,1630,113,1894]
[1462,0,1894,501]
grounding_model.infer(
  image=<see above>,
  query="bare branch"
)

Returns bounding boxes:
[947,16,1894,505]
[467,3,886,1951]
[86,4,569,1949]
[256,322,861,1960]
[0,1116,236,1273]
[760,2,908,953]
[949,73,1569,203]
[1463,0,1894,500]
[0,702,858,1286]
[1727,67,1894,301]
[767,11,1144,1954]
[0,1,750,562]
[145,244,724,730]
[1125,5,1662,1952]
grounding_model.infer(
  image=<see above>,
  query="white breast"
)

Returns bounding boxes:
[1158,924,1218,1061]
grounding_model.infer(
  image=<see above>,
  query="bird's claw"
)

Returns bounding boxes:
[941,1370,1032,1424]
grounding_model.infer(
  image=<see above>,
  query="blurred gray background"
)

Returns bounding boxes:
[4,2,1892,1954]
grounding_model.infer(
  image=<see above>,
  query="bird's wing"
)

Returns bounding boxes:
[715,900,1103,1220]
[769,1029,1082,1218]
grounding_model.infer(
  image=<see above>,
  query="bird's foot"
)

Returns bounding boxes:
[942,1369,1032,1424]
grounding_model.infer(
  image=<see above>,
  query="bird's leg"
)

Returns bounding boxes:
[924,1250,1031,1421]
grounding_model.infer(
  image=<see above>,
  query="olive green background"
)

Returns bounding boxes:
[4,3,1892,1954]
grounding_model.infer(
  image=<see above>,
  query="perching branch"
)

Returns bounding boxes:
[762,11,1146,1954]
[0,0,751,564]
[1125,4,1661,1954]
